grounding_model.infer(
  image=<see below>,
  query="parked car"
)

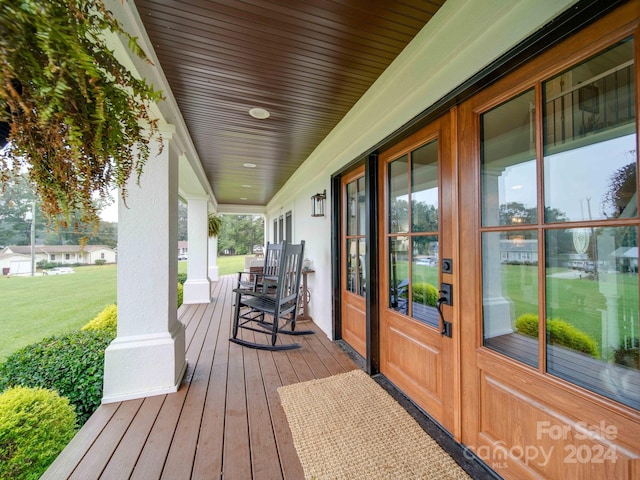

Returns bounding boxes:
[178,254,188,261]
[44,267,75,275]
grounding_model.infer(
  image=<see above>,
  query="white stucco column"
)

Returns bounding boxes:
[208,234,219,281]
[103,126,187,403]
[183,195,211,303]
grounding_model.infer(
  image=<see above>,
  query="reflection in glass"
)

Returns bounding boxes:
[346,238,356,294]
[412,236,439,327]
[347,181,356,236]
[357,176,366,236]
[546,227,639,409]
[481,89,537,227]
[358,239,366,297]
[389,236,409,315]
[389,155,409,233]
[482,230,539,367]
[412,140,439,232]
[544,39,637,223]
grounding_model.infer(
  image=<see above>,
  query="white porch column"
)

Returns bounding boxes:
[183,195,211,303]
[208,233,219,281]
[103,126,187,403]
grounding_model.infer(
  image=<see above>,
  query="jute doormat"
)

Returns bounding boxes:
[277,369,470,479]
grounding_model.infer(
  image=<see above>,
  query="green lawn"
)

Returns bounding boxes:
[178,255,249,277]
[1,256,246,362]
[0,265,117,362]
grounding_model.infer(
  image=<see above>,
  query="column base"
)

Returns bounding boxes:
[482,296,514,338]
[102,323,186,403]
[183,279,212,304]
[208,265,219,282]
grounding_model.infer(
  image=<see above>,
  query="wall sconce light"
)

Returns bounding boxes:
[311,189,326,217]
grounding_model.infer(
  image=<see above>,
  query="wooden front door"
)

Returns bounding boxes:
[340,165,367,357]
[378,113,458,434]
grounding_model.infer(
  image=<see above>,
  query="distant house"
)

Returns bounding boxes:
[0,252,31,276]
[0,245,116,273]
[178,241,188,259]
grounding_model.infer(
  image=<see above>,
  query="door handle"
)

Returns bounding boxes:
[437,283,453,338]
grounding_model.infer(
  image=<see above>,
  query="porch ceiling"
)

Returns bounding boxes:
[134,0,446,207]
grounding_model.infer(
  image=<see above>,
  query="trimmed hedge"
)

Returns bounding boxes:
[82,304,117,337]
[412,282,439,307]
[515,314,599,358]
[177,282,184,308]
[0,330,114,425]
[0,386,77,480]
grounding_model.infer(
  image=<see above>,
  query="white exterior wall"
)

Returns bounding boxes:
[266,0,579,339]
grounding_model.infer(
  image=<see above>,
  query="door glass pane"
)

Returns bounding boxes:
[544,39,637,223]
[358,238,366,297]
[412,236,439,327]
[546,227,639,409]
[481,89,537,227]
[346,238,357,293]
[482,230,539,367]
[412,140,439,232]
[389,236,409,315]
[357,176,366,235]
[347,181,357,236]
[389,155,409,233]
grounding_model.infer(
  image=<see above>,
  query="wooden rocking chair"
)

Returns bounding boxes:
[230,241,313,350]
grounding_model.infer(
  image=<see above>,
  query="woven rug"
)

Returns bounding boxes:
[278,369,470,479]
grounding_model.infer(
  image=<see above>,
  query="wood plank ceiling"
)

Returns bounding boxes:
[134,0,446,207]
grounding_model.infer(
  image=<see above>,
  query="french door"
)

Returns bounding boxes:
[378,113,459,434]
[340,165,367,357]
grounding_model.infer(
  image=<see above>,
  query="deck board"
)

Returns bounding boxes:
[43,275,359,479]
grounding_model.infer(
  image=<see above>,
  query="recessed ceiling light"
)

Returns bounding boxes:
[240,197,248,200]
[242,184,252,188]
[249,107,270,119]
[243,163,256,168]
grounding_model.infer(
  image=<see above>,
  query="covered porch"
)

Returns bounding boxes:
[42,274,493,479]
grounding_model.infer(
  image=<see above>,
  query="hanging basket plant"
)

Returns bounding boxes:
[208,213,222,238]
[0,0,164,233]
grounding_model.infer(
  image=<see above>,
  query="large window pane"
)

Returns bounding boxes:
[544,39,637,223]
[412,236,439,327]
[546,227,639,409]
[412,140,439,232]
[482,230,539,367]
[481,89,537,227]
[346,238,356,293]
[389,155,409,233]
[389,236,409,315]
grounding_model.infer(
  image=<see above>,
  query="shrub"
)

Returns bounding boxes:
[177,272,187,285]
[94,259,106,265]
[515,314,599,357]
[0,386,76,480]
[412,282,439,307]
[177,282,184,308]
[0,330,113,425]
[82,304,117,337]
[514,313,539,337]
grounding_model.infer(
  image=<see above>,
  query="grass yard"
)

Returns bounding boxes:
[0,265,117,362]
[1,256,247,362]
[178,255,250,277]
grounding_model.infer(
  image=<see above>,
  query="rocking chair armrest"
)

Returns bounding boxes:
[231,289,275,301]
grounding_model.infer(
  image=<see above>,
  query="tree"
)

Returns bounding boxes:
[217,215,264,255]
[0,0,163,236]
[0,174,44,246]
[177,201,188,241]
[603,156,636,218]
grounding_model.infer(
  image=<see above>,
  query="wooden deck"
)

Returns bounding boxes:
[42,274,358,480]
